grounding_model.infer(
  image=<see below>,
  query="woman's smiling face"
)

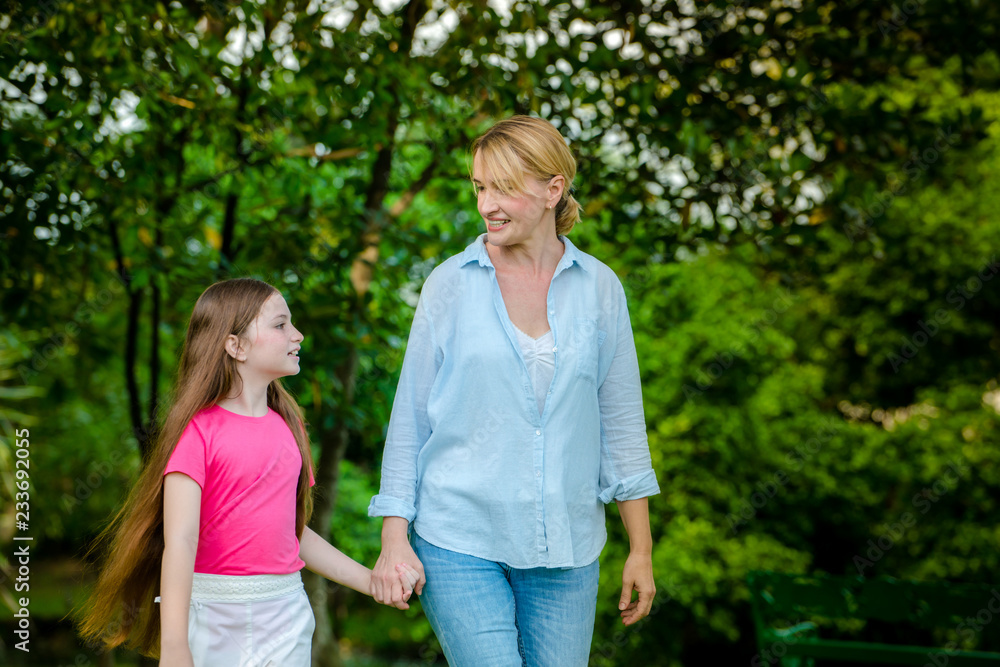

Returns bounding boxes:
[473,153,560,247]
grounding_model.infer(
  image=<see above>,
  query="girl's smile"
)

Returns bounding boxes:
[241,293,305,379]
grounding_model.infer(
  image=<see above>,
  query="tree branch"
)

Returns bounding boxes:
[220,67,252,266]
[389,158,439,217]
[107,217,146,455]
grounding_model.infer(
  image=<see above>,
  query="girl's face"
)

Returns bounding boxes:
[238,293,304,381]
[473,153,562,248]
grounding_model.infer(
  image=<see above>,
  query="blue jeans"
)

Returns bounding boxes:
[412,532,600,667]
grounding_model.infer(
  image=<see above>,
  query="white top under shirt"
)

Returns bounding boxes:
[513,324,555,416]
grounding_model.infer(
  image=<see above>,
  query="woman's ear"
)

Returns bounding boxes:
[547,174,565,208]
[224,334,246,361]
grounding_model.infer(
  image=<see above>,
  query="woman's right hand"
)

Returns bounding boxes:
[370,517,425,609]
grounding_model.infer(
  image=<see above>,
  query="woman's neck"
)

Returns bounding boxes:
[487,231,565,277]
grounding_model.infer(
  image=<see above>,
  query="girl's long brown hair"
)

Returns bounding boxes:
[77,278,315,657]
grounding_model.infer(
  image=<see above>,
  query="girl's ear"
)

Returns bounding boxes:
[224,334,246,361]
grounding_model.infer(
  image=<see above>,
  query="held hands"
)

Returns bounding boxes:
[396,562,421,604]
[370,540,426,610]
[371,562,422,610]
[619,551,655,626]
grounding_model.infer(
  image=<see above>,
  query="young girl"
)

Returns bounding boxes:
[79,278,419,666]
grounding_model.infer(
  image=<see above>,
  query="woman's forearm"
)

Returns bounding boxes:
[615,497,653,554]
[381,516,410,546]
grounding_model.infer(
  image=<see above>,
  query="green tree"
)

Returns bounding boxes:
[3,0,1000,664]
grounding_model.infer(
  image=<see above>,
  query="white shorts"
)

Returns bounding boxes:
[167,571,315,667]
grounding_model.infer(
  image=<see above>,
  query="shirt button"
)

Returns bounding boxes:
[535,429,541,436]
[536,470,542,477]
[552,346,557,352]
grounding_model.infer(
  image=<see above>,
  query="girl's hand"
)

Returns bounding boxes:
[370,524,425,610]
[395,562,421,604]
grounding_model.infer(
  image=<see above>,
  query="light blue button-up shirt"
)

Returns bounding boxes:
[369,234,659,568]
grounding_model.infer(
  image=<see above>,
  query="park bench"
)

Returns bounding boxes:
[748,570,1000,666]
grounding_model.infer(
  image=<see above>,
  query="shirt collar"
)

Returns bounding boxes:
[459,233,589,274]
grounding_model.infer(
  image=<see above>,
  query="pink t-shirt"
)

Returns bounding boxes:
[163,404,314,575]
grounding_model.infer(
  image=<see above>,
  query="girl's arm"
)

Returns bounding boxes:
[299,527,417,606]
[160,472,201,666]
[299,526,374,595]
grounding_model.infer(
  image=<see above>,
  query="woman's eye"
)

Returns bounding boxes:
[277,323,285,329]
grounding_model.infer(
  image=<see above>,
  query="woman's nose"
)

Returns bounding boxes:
[479,191,498,215]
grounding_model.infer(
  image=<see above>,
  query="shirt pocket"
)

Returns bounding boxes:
[571,317,608,386]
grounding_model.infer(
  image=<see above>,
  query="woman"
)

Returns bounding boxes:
[369,115,659,665]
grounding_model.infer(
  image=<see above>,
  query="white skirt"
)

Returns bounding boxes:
[168,571,315,667]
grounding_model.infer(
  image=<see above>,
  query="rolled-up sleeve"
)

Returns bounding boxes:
[597,284,660,504]
[368,290,440,522]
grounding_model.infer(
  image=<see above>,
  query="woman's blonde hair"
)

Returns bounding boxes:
[470,115,583,235]
[78,278,314,657]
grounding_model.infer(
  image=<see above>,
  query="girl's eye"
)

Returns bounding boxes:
[277,323,285,329]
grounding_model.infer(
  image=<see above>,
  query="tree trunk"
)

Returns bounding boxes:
[305,348,358,667]
[307,8,431,664]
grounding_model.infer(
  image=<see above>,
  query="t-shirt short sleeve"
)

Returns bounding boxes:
[164,419,208,488]
[296,418,316,488]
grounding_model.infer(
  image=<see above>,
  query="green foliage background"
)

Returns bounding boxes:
[1,0,999,665]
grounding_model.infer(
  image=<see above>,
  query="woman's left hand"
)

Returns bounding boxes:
[618,551,655,625]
